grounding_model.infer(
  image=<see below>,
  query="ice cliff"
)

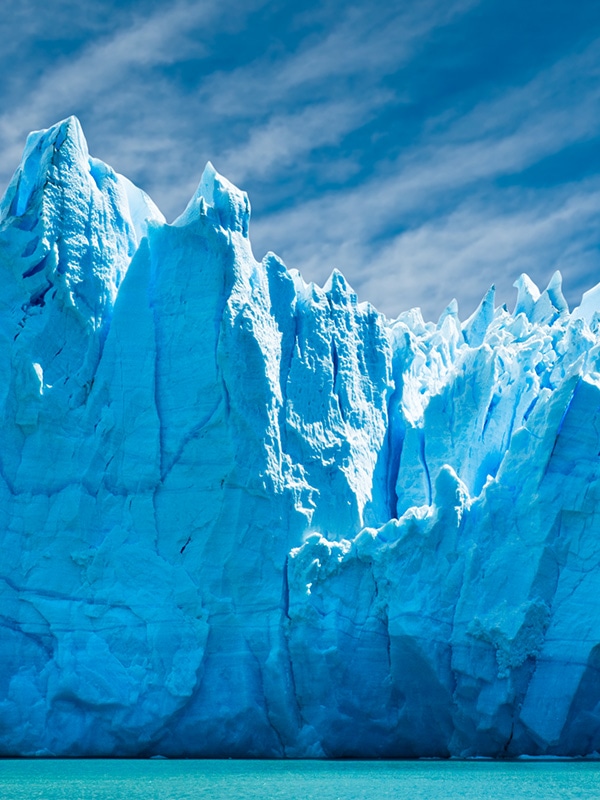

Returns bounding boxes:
[1,117,600,757]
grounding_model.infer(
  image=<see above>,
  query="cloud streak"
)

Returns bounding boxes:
[1,0,599,321]
[249,37,600,318]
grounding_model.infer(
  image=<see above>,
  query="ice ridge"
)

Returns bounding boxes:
[0,118,600,757]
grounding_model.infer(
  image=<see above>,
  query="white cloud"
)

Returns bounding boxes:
[2,0,599,324]
[248,37,600,318]
[0,0,256,200]
[358,184,600,318]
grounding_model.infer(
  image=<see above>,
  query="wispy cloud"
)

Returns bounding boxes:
[0,0,255,195]
[200,0,475,116]
[196,0,477,191]
[0,0,476,209]
[217,95,391,182]
[249,37,600,318]
[358,183,600,318]
[1,0,599,322]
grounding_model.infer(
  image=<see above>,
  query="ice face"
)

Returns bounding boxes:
[0,117,600,757]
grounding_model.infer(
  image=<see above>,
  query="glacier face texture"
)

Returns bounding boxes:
[1,118,600,757]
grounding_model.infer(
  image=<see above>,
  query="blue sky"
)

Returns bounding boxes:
[1,0,600,320]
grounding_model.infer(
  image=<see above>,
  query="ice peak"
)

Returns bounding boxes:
[0,116,91,220]
[573,279,600,323]
[198,160,219,205]
[437,298,459,328]
[23,115,88,162]
[513,273,540,319]
[545,270,568,315]
[529,270,569,325]
[44,115,87,154]
[175,161,250,235]
[463,285,495,346]
[0,117,144,367]
[323,268,357,305]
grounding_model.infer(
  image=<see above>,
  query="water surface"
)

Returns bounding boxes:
[0,759,598,799]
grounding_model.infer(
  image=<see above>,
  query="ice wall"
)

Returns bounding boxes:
[0,118,600,757]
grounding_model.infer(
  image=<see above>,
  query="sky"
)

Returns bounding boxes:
[1,0,600,320]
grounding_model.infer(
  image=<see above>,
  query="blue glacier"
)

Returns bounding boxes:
[1,117,600,757]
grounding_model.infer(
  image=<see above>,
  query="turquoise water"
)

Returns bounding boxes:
[0,759,598,799]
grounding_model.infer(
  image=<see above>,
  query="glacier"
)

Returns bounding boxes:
[1,116,600,757]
